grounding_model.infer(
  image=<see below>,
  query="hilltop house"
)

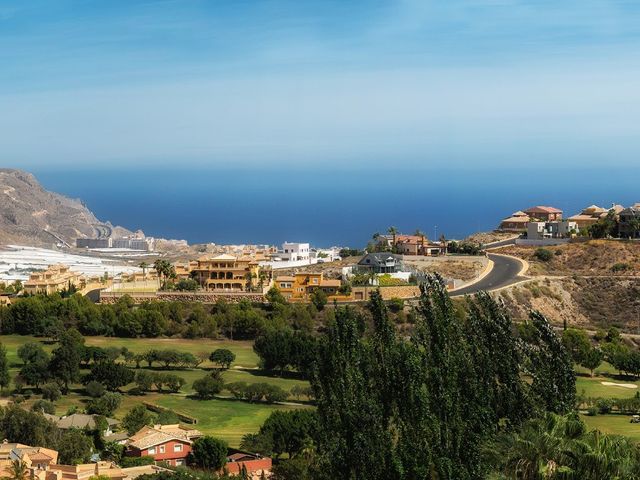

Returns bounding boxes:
[619,204,640,238]
[498,211,531,232]
[567,204,624,230]
[358,253,403,274]
[523,206,563,222]
[125,424,203,467]
[375,234,445,256]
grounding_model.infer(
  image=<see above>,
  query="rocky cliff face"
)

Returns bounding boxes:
[0,168,131,246]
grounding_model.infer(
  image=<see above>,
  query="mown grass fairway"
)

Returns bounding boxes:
[0,334,309,447]
[582,414,640,443]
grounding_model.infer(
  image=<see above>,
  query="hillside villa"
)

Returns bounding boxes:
[498,206,563,232]
[23,264,83,295]
[188,254,269,292]
[375,234,446,256]
[275,272,345,301]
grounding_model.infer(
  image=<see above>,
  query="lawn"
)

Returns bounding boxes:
[576,375,640,399]
[154,395,310,446]
[1,334,310,447]
[582,414,640,443]
[0,334,260,368]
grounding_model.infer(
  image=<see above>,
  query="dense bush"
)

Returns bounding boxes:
[192,372,224,399]
[534,248,554,262]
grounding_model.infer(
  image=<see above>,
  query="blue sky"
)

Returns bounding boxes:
[1,0,640,169]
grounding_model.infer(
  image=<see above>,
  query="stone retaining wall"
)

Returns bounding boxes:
[100,291,266,304]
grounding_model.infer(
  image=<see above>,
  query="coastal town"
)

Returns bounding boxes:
[2,201,639,308]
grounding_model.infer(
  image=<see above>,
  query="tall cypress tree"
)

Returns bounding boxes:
[525,310,576,414]
[0,343,10,389]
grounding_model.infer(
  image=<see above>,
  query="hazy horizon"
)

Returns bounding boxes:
[2,1,640,170]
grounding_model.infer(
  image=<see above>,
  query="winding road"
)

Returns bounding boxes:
[451,253,526,297]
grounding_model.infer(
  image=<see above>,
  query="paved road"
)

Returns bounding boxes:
[451,253,525,297]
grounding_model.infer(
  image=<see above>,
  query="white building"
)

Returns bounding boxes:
[280,242,310,262]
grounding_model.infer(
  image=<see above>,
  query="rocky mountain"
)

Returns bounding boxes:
[0,168,132,246]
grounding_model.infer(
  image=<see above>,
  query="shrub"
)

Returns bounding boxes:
[87,392,122,416]
[31,399,55,414]
[596,398,613,414]
[85,381,106,398]
[387,297,404,313]
[134,371,154,392]
[264,385,288,403]
[534,248,553,262]
[611,262,631,273]
[189,436,228,470]
[120,456,155,468]
[41,383,61,402]
[209,349,236,369]
[192,373,224,399]
[164,374,186,393]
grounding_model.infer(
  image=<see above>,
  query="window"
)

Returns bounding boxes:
[174,444,183,452]
[312,278,318,284]
[148,447,156,454]
[159,445,165,453]
[175,459,184,466]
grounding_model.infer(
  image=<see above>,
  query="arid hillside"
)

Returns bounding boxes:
[0,169,131,246]
[499,240,640,276]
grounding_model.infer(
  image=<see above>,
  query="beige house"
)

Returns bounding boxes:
[568,204,624,230]
[498,211,531,232]
[0,442,59,480]
[188,254,268,292]
[24,264,83,295]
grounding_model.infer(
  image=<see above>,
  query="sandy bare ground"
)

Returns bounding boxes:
[601,382,638,389]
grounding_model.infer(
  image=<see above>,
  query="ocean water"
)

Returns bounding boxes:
[31,167,640,247]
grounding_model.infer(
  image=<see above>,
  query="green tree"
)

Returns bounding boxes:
[266,287,288,305]
[309,289,328,311]
[562,328,592,365]
[122,405,155,435]
[50,329,85,393]
[189,436,228,470]
[31,399,55,415]
[41,383,61,401]
[192,372,224,399]
[87,392,122,416]
[0,343,10,389]
[209,349,236,369]
[581,347,604,377]
[58,429,94,465]
[526,311,577,414]
[87,361,134,391]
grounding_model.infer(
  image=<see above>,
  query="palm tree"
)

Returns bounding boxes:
[8,460,28,480]
[486,413,640,480]
[414,229,426,256]
[139,261,149,279]
[387,226,398,252]
[439,234,448,255]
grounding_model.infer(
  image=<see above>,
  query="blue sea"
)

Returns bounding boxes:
[31,167,639,248]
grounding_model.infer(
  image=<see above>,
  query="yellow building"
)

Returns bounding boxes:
[275,272,346,301]
[190,254,265,292]
[24,265,83,295]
